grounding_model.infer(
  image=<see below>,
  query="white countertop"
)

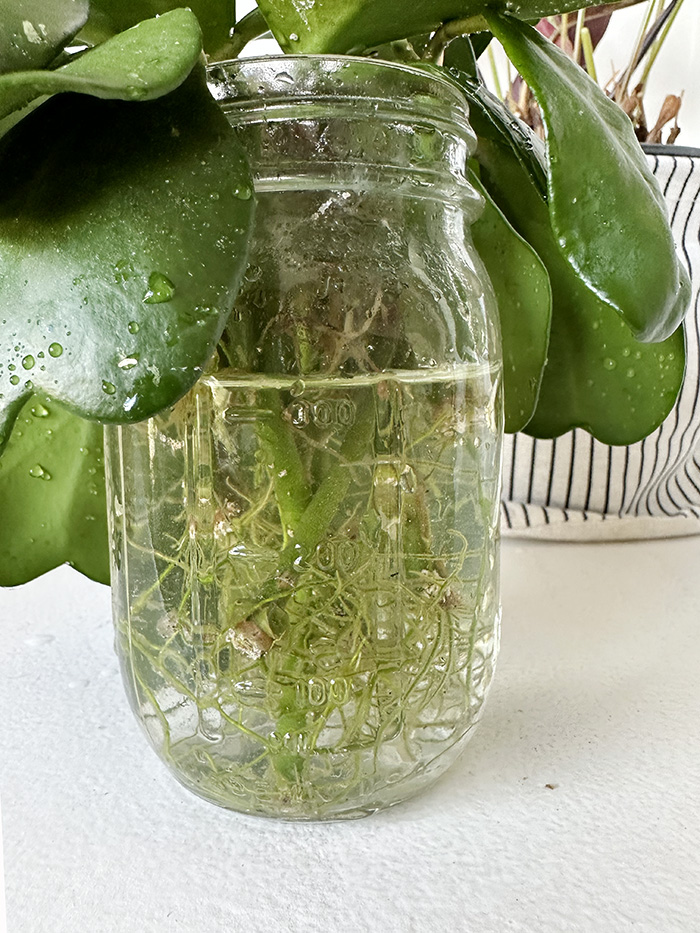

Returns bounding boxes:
[1,536,699,933]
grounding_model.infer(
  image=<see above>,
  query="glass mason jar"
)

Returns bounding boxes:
[105,56,503,820]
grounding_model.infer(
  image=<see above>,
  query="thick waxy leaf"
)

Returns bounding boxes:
[0,9,203,122]
[486,12,690,343]
[442,32,494,79]
[0,395,108,586]
[0,0,88,74]
[89,0,237,57]
[255,0,488,53]
[504,0,611,19]
[474,128,685,445]
[470,169,551,433]
[254,0,603,54]
[0,67,254,446]
[444,38,547,194]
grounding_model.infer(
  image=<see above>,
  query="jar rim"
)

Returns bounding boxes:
[207,54,475,150]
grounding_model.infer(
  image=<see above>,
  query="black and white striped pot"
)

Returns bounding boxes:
[502,145,700,540]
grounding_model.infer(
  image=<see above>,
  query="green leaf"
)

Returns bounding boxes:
[255,0,484,53]
[469,168,551,433]
[0,66,254,446]
[443,32,479,79]
[444,41,548,195]
[485,11,690,343]
[0,0,88,74]
[0,394,109,586]
[474,130,685,445]
[253,0,603,54]
[0,8,203,122]
[89,0,237,57]
[503,0,614,19]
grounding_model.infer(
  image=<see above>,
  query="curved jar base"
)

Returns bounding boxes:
[158,711,494,821]
[118,600,499,821]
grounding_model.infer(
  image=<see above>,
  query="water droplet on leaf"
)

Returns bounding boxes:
[143,272,175,304]
[29,463,51,480]
[48,343,63,357]
[22,355,35,370]
[102,381,116,395]
[118,357,138,370]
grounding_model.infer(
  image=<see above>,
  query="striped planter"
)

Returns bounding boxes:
[502,146,700,540]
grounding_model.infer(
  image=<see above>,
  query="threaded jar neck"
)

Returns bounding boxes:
[208,55,479,209]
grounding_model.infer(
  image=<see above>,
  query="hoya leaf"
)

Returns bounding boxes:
[254,0,602,54]
[89,0,237,57]
[500,0,610,18]
[0,9,203,122]
[443,32,479,79]
[439,32,492,78]
[486,12,690,343]
[0,0,88,74]
[0,394,109,586]
[475,130,685,445]
[526,293,685,444]
[255,0,485,53]
[444,42,548,196]
[469,168,551,433]
[0,67,254,445]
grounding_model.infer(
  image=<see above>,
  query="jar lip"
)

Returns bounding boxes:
[207,54,475,147]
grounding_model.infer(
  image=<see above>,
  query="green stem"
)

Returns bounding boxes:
[235,388,377,628]
[423,16,489,63]
[573,8,585,65]
[257,389,312,533]
[581,27,598,84]
[213,9,270,61]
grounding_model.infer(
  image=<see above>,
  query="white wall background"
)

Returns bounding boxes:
[235,1,700,148]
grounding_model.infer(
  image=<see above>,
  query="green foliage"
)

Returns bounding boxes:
[255,0,603,54]
[444,25,688,443]
[88,0,236,56]
[486,12,690,343]
[0,66,254,449]
[473,113,684,444]
[470,169,551,433]
[0,8,203,121]
[0,394,109,586]
[0,0,692,586]
[0,0,88,74]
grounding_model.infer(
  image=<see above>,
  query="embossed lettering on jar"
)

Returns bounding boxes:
[105,56,503,820]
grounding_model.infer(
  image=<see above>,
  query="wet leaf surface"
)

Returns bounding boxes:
[0,0,88,74]
[89,0,237,56]
[0,9,203,121]
[255,0,608,54]
[475,131,685,445]
[470,169,551,433]
[0,394,109,586]
[0,66,254,447]
[486,12,690,343]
